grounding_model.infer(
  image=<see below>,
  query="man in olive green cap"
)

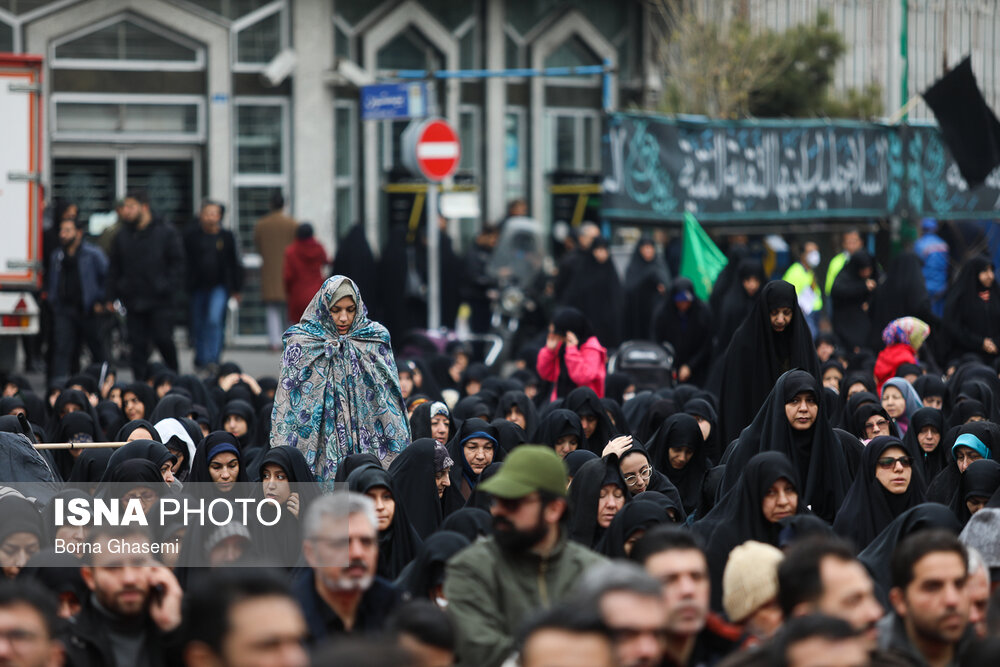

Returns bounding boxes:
[443,445,607,667]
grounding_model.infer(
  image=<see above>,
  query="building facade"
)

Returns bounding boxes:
[2,0,998,339]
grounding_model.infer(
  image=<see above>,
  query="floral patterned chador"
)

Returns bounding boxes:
[271,275,410,484]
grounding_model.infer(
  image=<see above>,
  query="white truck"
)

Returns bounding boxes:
[0,54,43,373]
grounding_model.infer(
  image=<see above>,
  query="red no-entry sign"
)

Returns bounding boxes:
[412,118,460,182]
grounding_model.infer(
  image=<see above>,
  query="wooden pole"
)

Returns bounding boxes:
[33,441,129,451]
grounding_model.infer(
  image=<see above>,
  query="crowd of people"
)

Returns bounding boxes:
[33,190,328,385]
[3,213,1000,667]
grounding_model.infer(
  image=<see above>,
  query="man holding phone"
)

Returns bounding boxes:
[63,525,183,667]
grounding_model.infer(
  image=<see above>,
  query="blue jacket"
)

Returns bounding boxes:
[915,233,949,295]
[47,241,108,312]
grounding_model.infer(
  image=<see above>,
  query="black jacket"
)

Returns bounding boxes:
[291,569,401,646]
[60,598,182,667]
[108,219,185,312]
[183,227,244,294]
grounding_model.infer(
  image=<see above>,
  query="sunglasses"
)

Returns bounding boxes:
[876,455,913,469]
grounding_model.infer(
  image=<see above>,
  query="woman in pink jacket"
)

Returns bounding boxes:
[536,308,607,402]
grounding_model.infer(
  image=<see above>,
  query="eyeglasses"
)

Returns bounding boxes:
[623,466,653,487]
[865,418,889,433]
[876,455,913,469]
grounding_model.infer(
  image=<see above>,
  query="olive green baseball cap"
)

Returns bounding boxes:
[478,445,568,499]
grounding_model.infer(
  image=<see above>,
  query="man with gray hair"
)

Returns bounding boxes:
[966,547,990,639]
[574,562,668,667]
[291,492,400,645]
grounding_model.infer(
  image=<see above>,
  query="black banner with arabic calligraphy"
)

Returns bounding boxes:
[601,113,1000,223]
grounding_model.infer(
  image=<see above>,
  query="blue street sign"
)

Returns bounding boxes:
[360,82,427,121]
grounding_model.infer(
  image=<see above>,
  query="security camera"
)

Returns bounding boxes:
[260,49,296,87]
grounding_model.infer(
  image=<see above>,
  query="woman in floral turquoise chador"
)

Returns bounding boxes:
[271,275,410,484]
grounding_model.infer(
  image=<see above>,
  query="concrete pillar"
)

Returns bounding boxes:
[484,0,506,225]
[292,0,335,249]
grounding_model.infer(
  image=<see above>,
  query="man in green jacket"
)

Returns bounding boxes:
[444,445,607,667]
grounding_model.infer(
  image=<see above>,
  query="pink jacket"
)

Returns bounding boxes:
[536,336,607,402]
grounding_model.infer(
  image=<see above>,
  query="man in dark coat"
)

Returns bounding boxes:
[107,189,184,380]
[292,492,400,646]
[63,526,183,667]
[47,216,108,385]
[184,200,243,372]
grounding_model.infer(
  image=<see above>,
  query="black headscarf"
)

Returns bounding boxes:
[440,507,492,542]
[0,396,26,417]
[912,374,947,406]
[714,258,766,355]
[560,239,624,348]
[565,449,598,478]
[600,398,628,435]
[388,439,445,540]
[395,530,470,601]
[869,252,936,351]
[615,441,686,520]
[831,250,877,351]
[535,409,583,454]
[565,387,618,454]
[122,383,157,422]
[717,281,820,444]
[49,389,104,442]
[646,413,709,516]
[490,419,527,456]
[51,412,100,481]
[857,503,962,607]
[903,407,949,481]
[495,391,538,440]
[186,431,249,492]
[568,456,628,549]
[597,499,669,558]
[107,458,169,489]
[683,398,721,463]
[66,448,113,492]
[953,459,1000,525]
[332,453,382,484]
[624,237,670,341]
[98,439,174,484]
[116,419,160,443]
[0,496,42,551]
[841,372,876,401]
[622,391,658,435]
[244,445,319,566]
[696,451,805,610]
[409,401,454,443]
[850,403,896,442]
[632,490,686,525]
[833,436,926,550]
[220,399,259,460]
[451,397,491,430]
[149,394,193,424]
[944,255,1000,363]
[347,464,422,580]
[926,421,1000,506]
[604,373,633,406]
[442,419,502,516]
[650,277,714,386]
[635,398,678,445]
[720,370,852,522]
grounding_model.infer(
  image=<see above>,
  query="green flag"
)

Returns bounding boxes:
[680,212,728,301]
